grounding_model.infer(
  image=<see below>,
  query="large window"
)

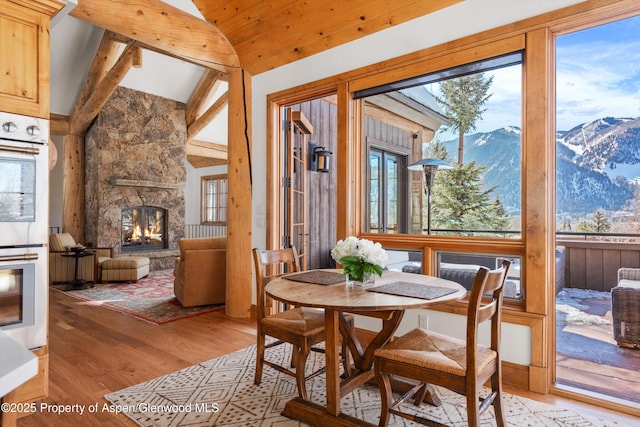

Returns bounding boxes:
[357,52,523,238]
[555,14,640,242]
[201,174,227,224]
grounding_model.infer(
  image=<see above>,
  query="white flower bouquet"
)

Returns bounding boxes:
[331,236,388,283]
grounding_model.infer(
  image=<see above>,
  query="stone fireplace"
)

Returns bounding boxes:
[84,87,186,270]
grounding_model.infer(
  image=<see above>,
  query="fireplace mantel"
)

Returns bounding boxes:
[112,179,183,190]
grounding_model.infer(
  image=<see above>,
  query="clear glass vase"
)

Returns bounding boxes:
[346,271,375,287]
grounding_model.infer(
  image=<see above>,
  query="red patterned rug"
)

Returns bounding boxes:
[51,270,225,324]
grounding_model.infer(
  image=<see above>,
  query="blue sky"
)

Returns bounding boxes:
[428,14,640,136]
[555,14,640,131]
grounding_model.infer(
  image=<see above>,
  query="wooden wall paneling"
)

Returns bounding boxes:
[311,99,326,268]
[299,101,319,269]
[297,97,338,269]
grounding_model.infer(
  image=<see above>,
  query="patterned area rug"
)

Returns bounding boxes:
[51,270,224,324]
[105,344,626,426]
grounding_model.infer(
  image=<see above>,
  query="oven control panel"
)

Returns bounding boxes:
[0,111,49,144]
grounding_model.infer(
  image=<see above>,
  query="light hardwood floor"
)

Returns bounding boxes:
[11,289,640,426]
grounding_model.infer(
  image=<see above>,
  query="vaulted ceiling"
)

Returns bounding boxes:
[193,0,462,75]
[55,0,462,167]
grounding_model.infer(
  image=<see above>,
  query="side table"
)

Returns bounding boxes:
[60,251,95,290]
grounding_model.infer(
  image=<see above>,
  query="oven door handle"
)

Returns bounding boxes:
[0,144,40,155]
[0,253,39,262]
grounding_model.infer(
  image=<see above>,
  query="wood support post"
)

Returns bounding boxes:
[225,68,252,318]
[61,134,85,242]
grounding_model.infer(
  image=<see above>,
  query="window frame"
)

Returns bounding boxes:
[351,35,529,310]
[200,174,228,225]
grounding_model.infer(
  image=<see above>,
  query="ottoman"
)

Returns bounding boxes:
[100,256,150,283]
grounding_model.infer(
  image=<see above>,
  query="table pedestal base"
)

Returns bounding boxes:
[282,378,440,426]
[283,397,375,427]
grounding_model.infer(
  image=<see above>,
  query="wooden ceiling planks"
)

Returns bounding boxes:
[193,0,462,75]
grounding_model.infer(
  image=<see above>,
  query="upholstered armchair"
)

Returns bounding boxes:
[173,237,226,307]
[49,233,113,284]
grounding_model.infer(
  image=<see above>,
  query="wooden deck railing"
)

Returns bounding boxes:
[557,237,640,292]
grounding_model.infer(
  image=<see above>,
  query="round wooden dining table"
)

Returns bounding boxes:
[266,269,466,427]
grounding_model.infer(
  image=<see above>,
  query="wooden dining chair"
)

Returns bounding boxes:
[253,246,354,400]
[373,259,512,427]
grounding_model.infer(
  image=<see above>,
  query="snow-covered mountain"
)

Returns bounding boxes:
[558,117,640,183]
[439,117,639,215]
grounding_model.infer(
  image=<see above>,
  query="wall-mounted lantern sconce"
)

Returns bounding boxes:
[311,144,332,173]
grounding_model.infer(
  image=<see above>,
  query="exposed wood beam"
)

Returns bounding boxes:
[132,46,143,68]
[71,0,239,73]
[187,155,227,168]
[186,69,225,126]
[50,113,69,136]
[186,140,228,160]
[70,42,140,135]
[62,134,85,241]
[107,32,232,72]
[75,30,121,113]
[186,140,227,168]
[187,91,229,141]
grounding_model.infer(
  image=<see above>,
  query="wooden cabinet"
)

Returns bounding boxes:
[0,0,62,118]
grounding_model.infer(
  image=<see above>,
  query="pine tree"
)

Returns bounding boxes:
[431,161,498,234]
[488,196,511,234]
[426,141,452,163]
[436,73,493,165]
[576,210,611,233]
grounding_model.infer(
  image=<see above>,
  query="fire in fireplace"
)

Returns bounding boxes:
[121,206,167,251]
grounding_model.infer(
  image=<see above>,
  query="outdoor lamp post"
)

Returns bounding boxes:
[408,158,452,234]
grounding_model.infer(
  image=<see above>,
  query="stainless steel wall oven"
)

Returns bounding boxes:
[0,111,49,350]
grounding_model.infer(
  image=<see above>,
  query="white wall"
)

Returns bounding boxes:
[184,163,227,224]
[250,0,584,365]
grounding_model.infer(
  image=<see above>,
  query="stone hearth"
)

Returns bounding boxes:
[84,87,186,270]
